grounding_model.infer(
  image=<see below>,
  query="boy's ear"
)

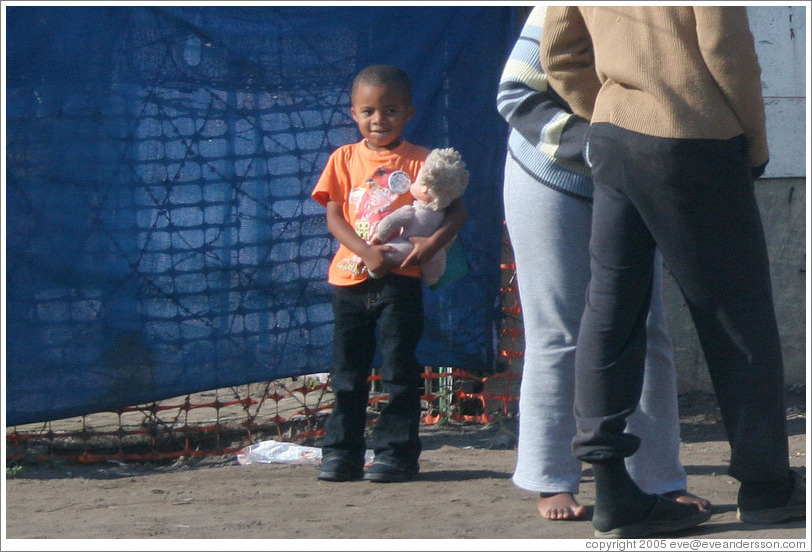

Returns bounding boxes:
[405,104,415,122]
[350,105,360,123]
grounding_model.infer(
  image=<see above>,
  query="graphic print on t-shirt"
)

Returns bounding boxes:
[341,166,411,275]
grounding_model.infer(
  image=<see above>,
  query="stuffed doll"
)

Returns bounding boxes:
[368,147,469,285]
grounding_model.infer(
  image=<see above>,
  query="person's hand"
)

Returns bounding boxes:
[361,244,396,276]
[751,160,768,179]
[400,236,440,268]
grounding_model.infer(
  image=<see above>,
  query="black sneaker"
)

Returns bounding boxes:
[738,470,806,523]
[363,459,419,483]
[317,456,363,482]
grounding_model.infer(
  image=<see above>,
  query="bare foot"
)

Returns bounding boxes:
[538,492,588,520]
[663,490,712,511]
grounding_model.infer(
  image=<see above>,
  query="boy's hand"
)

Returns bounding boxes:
[361,244,397,276]
[401,198,466,268]
[325,201,397,276]
[401,235,441,268]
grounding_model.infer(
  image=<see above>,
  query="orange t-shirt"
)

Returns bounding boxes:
[312,140,429,286]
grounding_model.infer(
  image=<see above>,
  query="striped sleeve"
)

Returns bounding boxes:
[496,6,590,165]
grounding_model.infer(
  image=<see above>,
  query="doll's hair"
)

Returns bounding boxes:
[421,148,469,210]
[352,65,412,104]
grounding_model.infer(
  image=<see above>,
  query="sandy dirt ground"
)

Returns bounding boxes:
[3,390,808,548]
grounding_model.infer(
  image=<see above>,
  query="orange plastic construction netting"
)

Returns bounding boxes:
[6,232,524,465]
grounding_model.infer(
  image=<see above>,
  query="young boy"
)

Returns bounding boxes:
[311,64,466,483]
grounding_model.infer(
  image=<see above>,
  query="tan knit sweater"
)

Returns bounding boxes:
[540,6,769,168]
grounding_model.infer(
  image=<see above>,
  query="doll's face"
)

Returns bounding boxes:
[410,176,434,205]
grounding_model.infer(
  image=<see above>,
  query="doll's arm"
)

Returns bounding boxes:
[372,205,414,244]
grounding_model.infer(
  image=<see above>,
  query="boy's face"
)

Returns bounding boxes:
[351,83,414,151]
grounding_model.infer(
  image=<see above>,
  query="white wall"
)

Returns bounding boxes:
[748,5,807,178]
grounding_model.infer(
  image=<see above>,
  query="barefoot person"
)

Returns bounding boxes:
[497,6,709,522]
[541,6,805,537]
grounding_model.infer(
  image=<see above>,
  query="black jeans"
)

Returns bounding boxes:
[573,124,789,484]
[322,274,424,467]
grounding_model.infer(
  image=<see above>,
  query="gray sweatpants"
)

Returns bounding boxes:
[503,154,688,496]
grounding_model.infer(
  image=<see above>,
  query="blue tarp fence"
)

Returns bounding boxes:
[4,6,518,425]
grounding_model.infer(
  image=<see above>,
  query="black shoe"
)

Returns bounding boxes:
[317,456,363,482]
[738,470,806,523]
[595,495,712,539]
[363,459,419,483]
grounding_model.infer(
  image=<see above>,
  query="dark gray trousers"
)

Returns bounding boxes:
[573,123,789,484]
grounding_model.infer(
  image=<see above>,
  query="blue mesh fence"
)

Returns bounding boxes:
[5,6,518,425]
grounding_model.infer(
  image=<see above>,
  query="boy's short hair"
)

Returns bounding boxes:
[352,64,413,104]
